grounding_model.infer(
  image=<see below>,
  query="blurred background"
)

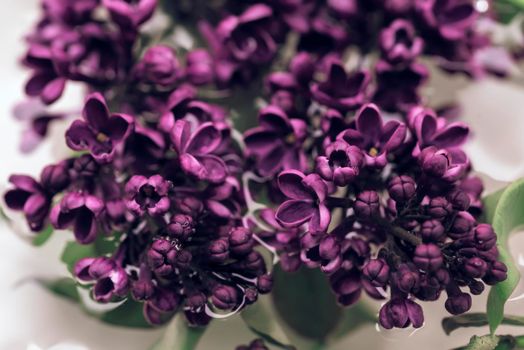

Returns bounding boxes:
[1,1,524,349]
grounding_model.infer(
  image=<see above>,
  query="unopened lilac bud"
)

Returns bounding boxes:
[186,49,214,86]
[414,244,443,272]
[229,227,254,256]
[388,176,416,202]
[428,197,453,219]
[176,250,192,268]
[147,239,176,276]
[363,259,389,287]
[483,261,508,285]
[445,293,472,315]
[257,274,273,294]
[186,292,207,310]
[379,298,424,329]
[473,224,497,251]
[319,236,340,260]
[40,162,70,194]
[469,280,485,295]
[435,268,450,285]
[212,285,238,310]
[448,211,475,239]
[290,52,315,85]
[132,279,155,301]
[167,214,194,241]
[242,251,266,274]
[151,288,179,312]
[420,148,449,178]
[421,220,445,242]
[464,257,488,278]
[175,196,203,215]
[137,45,180,86]
[72,154,99,177]
[354,191,380,218]
[245,287,259,304]
[208,239,229,263]
[448,190,471,211]
[395,264,420,293]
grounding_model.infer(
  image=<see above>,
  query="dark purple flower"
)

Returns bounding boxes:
[388,176,416,203]
[66,93,134,163]
[379,298,424,329]
[74,257,129,303]
[380,20,424,64]
[125,175,171,216]
[134,45,180,86]
[244,106,307,176]
[419,146,469,182]
[416,0,477,40]
[147,239,177,276]
[275,170,330,234]
[50,192,104,244]
[171,119,227,183]
[4,175,51,232]
[354,191,380,219]
[311,59,370,112]
[340,103,406,168]
[102,0,157,29]
[373,60,428,112]
[316,140,363,186]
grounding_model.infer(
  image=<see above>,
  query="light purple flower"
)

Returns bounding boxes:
[74,257,129,303]
[275,170,331,234]
[65,93,134,163]
[50,192,104,244]
[339,103,407,168]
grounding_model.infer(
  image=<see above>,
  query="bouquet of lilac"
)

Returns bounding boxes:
[5,0,524,349]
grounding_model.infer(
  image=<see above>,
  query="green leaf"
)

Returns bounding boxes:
[271,266,342,342]
[486,178,524,333]
[35,277,81,303]
[443,313,524,335]
[241,296,295,349]
[462,335,502,350]
[328,302,376,342]
[149,314,206,350]
[32,226,54,247]
[100,299,152,328]
[493,0,524,24]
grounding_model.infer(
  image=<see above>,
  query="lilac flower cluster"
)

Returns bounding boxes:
[5,0,513,340]
[246,100,507,329]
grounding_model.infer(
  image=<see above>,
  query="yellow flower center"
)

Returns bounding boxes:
[368,147,379,157]
[96,132,109,143]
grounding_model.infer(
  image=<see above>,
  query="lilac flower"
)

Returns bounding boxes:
[42,0,99,25]
[244,106,307,176]
[408,106,469,155]
[311,59,370,112]
[380,19,424,64]
[50,192,104,244]
[102,0,157,29]
[185,49,214,86]
[339,103,406,168]
[316,140,363,186]
[416,0,477,40]
[66,93,134,163]
[4,175,51,232]
[125,175,171,216]
[74,257,129,303]
[170,119,228,183]
[275,170,330,234]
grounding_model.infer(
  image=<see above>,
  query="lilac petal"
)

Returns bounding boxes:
[239,3,272,23]
[356,104,382,143]
[41,77,66,105]
[381,121,407,152]
[20,128,44,153]
[62,192,86,211]
[125,175,148,197]
[143,303,165,325]
[302,174,327,202]
[185,122,222,155]
[4,189,31,210]
[416,110,437,145]
[93,277,115,302]
[339,129,365,148]
[179,153,206,179]
[25,72,54,97]
[8,175,41,193]
[309,204,331,234]
[136,0,157,24]
[258,106,291,132]
[105,114,133,142]
[257,145,285,176]
[74,257,96,282]
[379,304,394,329]
[432,123,469,149]
[148,175,170,195]
[244,127,280,156]
[52,207,76,230]
[405,299,424,328]
[74,208,97,244]
[170,119,192,153]
[205,200,233,218]
[195,154,227,183]
[277,170,310,200]
[65,120,95,151]
[148,197,170,216]
[23,193,49,229]
[85,195,104,216]
[83,93,110,131]
[338,290,361,306]
[275,200,315,227]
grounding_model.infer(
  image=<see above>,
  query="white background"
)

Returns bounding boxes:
[1,1,524,349]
